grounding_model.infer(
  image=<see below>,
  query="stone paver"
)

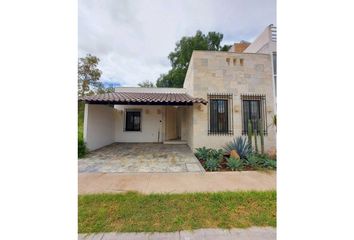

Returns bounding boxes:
[79,171,276,194]
[78,227,276,240]
[79,143,204,173]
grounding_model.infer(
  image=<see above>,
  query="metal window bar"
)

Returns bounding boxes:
[241,94,267,135]
[207,93,233,135]
[125,110,141,131]
[271,26,277,42]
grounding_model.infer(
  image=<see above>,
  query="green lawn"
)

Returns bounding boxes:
[79,191,276,233]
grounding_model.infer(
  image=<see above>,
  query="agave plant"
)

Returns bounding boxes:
[195,147,210,160]
[244,153,260,168]
[207,149,224,162]
[204,158,220,171]
[226,157,244,171]
[224,136,252,159]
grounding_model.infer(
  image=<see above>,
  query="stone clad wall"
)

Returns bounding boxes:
[185,51,276,151]
[184,57,194,96]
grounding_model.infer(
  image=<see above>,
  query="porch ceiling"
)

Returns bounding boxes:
[79,92,207,105]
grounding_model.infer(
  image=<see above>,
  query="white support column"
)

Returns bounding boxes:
[84,104,115,151]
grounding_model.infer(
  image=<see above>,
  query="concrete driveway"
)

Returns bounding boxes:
[78,143,204,173]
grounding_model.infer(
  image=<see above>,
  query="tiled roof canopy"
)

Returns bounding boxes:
[79,92,207,105]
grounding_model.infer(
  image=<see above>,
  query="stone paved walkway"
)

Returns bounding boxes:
[79,143,204,173]
[79,171,276,194]
[78,227,276,240]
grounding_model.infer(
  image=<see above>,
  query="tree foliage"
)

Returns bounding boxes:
[138,80,155,88]
[156,31,231,88]
[78,54,103,96]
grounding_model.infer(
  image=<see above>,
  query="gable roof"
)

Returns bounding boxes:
[79,92,207,105]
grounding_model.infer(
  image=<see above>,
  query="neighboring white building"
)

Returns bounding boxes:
[81,26,277,152]
[230,24,277,108]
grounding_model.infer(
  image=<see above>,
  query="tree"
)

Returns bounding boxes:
[138,80,155,87]
[95,84,115,94]
[156,31,231,87]
[78,54,102,96]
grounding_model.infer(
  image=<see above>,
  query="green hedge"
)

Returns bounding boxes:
[78,137,87,158]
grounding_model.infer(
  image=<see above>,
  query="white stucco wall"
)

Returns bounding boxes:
[84,104,115,151]
[113,105,164,143]
[244,25,276,54]
[84,104,194,148]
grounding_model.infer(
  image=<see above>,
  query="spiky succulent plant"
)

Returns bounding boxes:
[224,136,252,159]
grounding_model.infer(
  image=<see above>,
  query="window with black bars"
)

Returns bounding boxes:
[125,110,141,131]
[241,95,267,135]
[208,93,233,135]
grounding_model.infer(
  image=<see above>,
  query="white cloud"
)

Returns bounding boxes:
[79,0,275,86]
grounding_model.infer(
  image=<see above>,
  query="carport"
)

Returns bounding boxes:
[79,89,207,151]
[78,143,205,173]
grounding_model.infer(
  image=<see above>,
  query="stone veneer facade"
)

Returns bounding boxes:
[184,50,276,151]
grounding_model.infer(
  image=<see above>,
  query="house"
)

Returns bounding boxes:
[80,25,277,152]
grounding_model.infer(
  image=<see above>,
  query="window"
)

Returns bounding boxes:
[239,58,244,66]
[125,110,141,131]
[208,94,233,135]
[241,95,267,135]
[226,58,230,65]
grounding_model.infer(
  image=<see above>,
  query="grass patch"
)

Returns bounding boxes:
[79,191,276,233]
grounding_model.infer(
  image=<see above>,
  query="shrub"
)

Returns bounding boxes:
[245,153,277,170]
[195,147,211,160]
[224,137,252,159]
[264,159,276,169]
[253,153,269,167]
[207,149,224,163]
[244,153,260,168]
[204,158,220,171]
[204,149,224,171]
[226,157,243,171]
[78,137,87,158]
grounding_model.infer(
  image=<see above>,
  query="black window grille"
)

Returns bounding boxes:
[241,95,267,135]
[125,110,141,131]
[208,93,233,135]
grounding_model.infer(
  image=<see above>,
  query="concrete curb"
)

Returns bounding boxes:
[78,227,276,240]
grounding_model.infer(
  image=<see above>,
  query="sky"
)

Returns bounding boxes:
[79,0,276,87]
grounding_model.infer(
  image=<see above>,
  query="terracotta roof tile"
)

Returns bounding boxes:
[79,92,207,105]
